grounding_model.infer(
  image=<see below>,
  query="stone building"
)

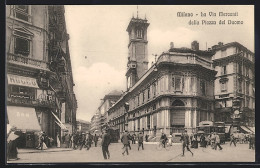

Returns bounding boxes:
[212,42,255,129]
[107,16,216,136]
[6,5,77,148]
[90,90,122,132]
[77,120,91,133]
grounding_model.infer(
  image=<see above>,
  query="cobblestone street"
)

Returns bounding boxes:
[7,142,255,163]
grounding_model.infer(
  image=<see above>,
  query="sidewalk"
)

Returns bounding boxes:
[18,147,73,154]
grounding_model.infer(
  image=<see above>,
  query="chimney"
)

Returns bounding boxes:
[218,42,224,46]
[191,41,199,50]
[170,42,174,49]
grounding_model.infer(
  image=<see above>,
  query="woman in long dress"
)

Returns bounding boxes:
[57,133,60,148]
[7,127,19,160]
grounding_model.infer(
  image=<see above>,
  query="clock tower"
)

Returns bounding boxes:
[126,16,149,90]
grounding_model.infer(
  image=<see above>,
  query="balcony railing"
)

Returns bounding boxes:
[7,53,49,70]
[157,54,213,70]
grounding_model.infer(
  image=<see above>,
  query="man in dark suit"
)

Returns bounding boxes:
[137,132,144,150]
[180,130,193,156]
[94,134,98,147]
[121,130,129,155]
[101,129,111,159]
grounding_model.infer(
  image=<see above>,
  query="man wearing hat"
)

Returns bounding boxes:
[101,129,111,159]
[137,132,144,150]
[121,130,130,155]
[180,130,193,156]
[214,132,223,150]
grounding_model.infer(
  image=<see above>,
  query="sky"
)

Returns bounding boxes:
[64,5,254,122]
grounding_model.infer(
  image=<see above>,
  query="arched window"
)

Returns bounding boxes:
[172,100,185,106]
[136,28,143,39]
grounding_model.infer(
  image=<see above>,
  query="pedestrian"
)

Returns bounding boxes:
[230,134,236,147]
[94,134,98,147]
[192,134,198,149]
[137,132,144,150]
[160,132,168,148]
[121,130,129,155]
[79,133,86,150]
[57,133,61,148]
[214,132,223,150]
[127,132,132,150]
[89,133,93,148]
[180,130,193,157]
[200,133,206,148]
[210,132,216,149]
[249,133,255,150]
[101,129,111,159]
[132,134,136,144]
[65,133,70,148]
[86,133,92,150]
[7,126,19,161]
[145,134,149,142]
[39,132,44,150]
[168,134,173,146]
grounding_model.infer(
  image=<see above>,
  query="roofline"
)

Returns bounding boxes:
[212,42,254,55]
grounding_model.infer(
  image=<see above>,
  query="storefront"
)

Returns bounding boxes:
[7,106,42,148]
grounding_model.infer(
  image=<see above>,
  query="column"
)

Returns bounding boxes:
[193,110,197,128]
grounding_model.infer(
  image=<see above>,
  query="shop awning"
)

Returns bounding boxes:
[7,106,41,131]
[7,74,39,88]
[51,111,67,130]
[248,127,255,133]
[240,126,253,133]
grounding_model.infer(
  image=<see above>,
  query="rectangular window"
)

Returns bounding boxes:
[175,77,181,91]
[142,92,145,103]
[238,63,242,74]
[245,67,249,77]
[246,82,250,95]
[238,79,242,93]
[14,5,29,22]
[200,80,206,95]
[221,66,227,75]
[221,49,227,57]
[222,100,227,108]
[153,83,156,96]
[147,87,150,99]
[246,97,250,107]
[221,82,227,92]
[14,37,30,56]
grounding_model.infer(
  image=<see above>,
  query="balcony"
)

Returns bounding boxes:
[7,53,49,70]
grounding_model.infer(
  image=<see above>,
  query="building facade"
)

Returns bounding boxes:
[107,16,216,136]
[212,42,255,128]
[77,120,91,133]
[90,90,122,132]
[6,5,77,148]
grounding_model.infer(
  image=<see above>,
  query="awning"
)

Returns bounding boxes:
[240,126,253,133]
[7,106,41,131]
[7,74,39,88]
[51,111,67,130]
[248,127,255,133]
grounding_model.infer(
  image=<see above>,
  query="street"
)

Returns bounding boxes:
[7,142,255,163]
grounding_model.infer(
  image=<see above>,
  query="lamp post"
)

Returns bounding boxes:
[124,102,129,131]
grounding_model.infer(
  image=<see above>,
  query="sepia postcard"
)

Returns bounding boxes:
[6,5,255,163]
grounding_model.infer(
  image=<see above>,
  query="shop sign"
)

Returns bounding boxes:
[36,89,56,106]
[7,74,39,88]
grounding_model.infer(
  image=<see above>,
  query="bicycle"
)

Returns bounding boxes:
[156,139,172,151]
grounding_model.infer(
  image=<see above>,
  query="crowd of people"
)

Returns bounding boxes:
[7,126,255,161]
[56,132,100,150]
